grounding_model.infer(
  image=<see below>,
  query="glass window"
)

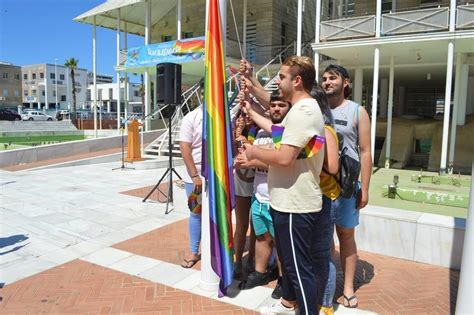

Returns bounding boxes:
[42,90,45,96]
[32,73,37,79]
[32,89,37,95]
[15,74,20,80]
[60,74,65,80]
[53,91,56,97]
[162,35,172,42]
[24,73,28,80]
[50,73,55,79]
[24,90,28,96]
[2,72,8,79]
[14,90,20,97]
[40,72,44,79]
[183,31,193,39]
[61,95,66,101]
[109,88,113,99]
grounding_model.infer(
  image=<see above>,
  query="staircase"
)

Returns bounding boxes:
[144,41,311,158]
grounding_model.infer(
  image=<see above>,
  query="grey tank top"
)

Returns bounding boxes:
[331,100,360,162]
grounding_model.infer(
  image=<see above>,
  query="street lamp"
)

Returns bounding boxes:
[54,58,58,110]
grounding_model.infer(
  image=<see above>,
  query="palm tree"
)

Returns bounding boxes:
[64,58,79,124]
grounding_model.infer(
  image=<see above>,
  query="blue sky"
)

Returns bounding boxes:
[0,0,144,81]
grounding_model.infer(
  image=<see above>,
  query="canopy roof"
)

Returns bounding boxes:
[74,0,176,37]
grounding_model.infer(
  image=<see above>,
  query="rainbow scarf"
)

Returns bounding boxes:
[271,125,326,159]
[201,0,235,297]
[187,191,202,214]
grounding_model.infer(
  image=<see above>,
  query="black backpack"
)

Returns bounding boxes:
[339,146,360,198]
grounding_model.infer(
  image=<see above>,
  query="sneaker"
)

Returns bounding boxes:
[259,300,297,315]
[271,279,283,300]
[267,263,279,282]
[239,271,268,290]
[234,261,243,280]
[319,306,334,315]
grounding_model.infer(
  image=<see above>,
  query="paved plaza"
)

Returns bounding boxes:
[0,158,459,314]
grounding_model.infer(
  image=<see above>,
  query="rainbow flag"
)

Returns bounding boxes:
[247,125,258,144]
[271,125,326,159]
[201,0,235,297]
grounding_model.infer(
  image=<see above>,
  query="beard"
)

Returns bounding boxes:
[271,115,284,124]
[324,84,344,97]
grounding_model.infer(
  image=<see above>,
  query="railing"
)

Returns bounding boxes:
[382,7,449,35]
[457,4,474,29]
[255,41,296,86]
[119,50,127,66]
[320,15,375,41]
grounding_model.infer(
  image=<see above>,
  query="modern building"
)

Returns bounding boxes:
[87,72,114,85]
[73,0,473,173]
[21,64,88,111]
[86,81,142,113]
[0,62,22,109]
[313,0,474,173]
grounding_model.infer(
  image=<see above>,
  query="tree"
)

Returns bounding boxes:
[139,74,145,115]
[64,58,79,124]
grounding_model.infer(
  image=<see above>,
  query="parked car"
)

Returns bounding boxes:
[0,109,22,121]
[55,110,70,121]
[21,111,53,121]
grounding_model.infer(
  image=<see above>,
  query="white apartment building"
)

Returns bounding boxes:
[21,64,88,110]
[87,82,142,113]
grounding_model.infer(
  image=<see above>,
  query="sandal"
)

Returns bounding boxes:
[343,294,358,308]
[181,256,200,268]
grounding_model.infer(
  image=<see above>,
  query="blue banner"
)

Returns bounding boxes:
[125,37,205,68]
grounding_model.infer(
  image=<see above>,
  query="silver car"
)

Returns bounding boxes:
[21,111,53,121]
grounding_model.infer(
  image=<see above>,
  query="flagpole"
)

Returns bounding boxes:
[199,0,221,292]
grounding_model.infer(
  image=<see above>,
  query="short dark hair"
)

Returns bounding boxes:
[282,56,315,93]
[324,64,352,98]
[270,91,291,107]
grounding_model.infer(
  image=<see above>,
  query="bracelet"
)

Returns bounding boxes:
[191,174,200,178]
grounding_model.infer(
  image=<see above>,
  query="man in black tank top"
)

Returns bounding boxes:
[322,65,372,309]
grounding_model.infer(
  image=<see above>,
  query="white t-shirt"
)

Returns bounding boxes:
[177,106,203,183]
[268,98,325,213]
[253,129,272,202]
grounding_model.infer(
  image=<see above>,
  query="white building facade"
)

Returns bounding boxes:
[87,82,142,114]
[21,64,88,110]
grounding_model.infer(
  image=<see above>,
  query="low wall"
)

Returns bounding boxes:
[0,129,164,168]
[341,205,466,270]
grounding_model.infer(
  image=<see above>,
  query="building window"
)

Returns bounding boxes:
[40,72,44,79]
[14,90,20,97]
[32,89,37,96]
[2,72,8,79]
[86,90,91,101]
[162,35,172,42]
[15,74,20,80]
[109,88,113,99]
[98,89,102,100]
[281,23,287,46]
[134,90,140,97]
[24,90,28,96]
[61,95,66,102]
[182,32,193,39]
[42,91,45,96]
[32,73,37,79]
[60,74,65,80]
[24,73,28,80]
[382,0,392,12]
[53,91,56,97]
[50,73,55,79]
[3,89,8,97]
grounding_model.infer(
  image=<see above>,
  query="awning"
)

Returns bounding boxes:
[73,0,176,37]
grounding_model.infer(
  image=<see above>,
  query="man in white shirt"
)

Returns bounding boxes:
[244,56,331,315]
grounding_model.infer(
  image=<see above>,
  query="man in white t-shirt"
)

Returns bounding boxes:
[243,56,331,315]
[178,86,204,269]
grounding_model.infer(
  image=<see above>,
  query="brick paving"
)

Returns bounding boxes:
[115,218,460,315]
[0,259,256,314]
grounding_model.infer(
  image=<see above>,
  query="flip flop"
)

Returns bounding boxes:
[181,257,200,268]
[343,294,358,308]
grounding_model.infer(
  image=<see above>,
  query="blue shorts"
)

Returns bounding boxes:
[331,182,360,229]
[251,195,274,237]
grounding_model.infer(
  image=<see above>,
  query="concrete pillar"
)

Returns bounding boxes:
[440,41,455,175]
[385,56,395,168]
[467,76,474,115]
[375,0,382,37]
[93,16,98,138]
[371,47,380,163]
[144,0,151,131]
[116,8,121,133]
[314,0,322,80]
[449,53,463,172]
[177,0,182,40]
[397,86,405,116]
[380,78,389,118]
[353,68,363,106]
[107,101,111,113]
[297,0,303,56]
[457,64,469,125]
[44,70,48,110]
[455,162,474,314]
